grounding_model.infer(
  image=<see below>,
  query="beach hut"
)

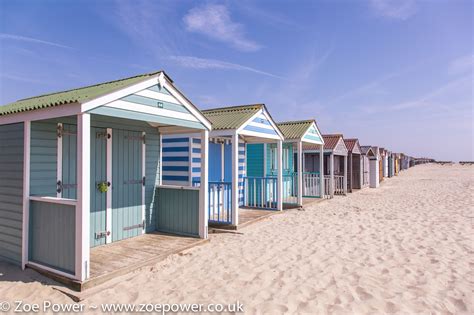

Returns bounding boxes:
[369,146,380,188]
[360,146,374,188]
[344,138,363,192]
[162,104,285,228]
[305,134,348,197]
[0,71,212,283]
[246,119,325,207]
[394,153,401,175]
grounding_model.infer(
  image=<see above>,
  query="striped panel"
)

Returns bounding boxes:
[161,135,191,186]
[242,113,278,136]
[0,123,24,266]
[303,125,323,143]
[191,138,202,184]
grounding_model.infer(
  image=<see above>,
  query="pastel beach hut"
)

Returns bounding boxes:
[380,148,388,180]
[246,119,325,208]
[343,138,363,192]
[161,104,285,228]
[360,145,375,188]
[0,71,212,285]
[368,146,381,188]
[305,134,348,197]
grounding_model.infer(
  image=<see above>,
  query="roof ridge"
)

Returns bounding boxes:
[201,104,263,113]
[323,133,343,137]
[16,70,163,102]
[277,119,314,125]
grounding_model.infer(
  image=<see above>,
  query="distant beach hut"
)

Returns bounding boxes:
[0,71,212,283]
[162,104,285,228]
[305,134,348,197]
[344,138,363,192]
[360,146,375,188]
[369,146,381,188]
[247,119,325,207]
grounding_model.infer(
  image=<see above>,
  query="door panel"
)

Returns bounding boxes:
[112,129,144,242]
[61,124,77,199]
[90,127,108,247]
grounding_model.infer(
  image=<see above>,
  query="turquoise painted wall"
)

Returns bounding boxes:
[246,144,264,177]
[155,187,199,237]
[29,200,75,274]
[0,123,24,266]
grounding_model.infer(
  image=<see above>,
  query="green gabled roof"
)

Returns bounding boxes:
[277,119,314,139]
[202,104,264,130]
[0,71,166,116]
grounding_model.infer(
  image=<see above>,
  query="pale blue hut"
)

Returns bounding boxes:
[0,71,212,286]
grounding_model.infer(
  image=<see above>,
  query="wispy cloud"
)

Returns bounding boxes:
[361,75,472,113]
[449,54,474,75]
[169,56,282,79]
[0,73,49,84]
[183,4,261,52]
[368,0,417,20]
[0,33,72,49]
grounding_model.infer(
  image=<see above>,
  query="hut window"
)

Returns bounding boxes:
[270,147,290,170]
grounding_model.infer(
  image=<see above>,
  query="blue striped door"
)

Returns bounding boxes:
[90,127,108,247]
[209,142,222,181]
[112,129,144,242]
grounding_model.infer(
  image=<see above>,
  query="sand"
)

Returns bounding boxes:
[0,164,473,314]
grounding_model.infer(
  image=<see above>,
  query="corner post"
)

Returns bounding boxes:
[330,153,334,198]
[344,155,348,195]
[21,121,31,269]
[297,141,303,206]
[319,144,324,198]
[199,130,209,238]
[277,140,283,210]
[231,132,239,225]
[76,113,90,281]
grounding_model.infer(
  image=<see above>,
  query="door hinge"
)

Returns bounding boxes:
[57,124,62,138]
[142,176,146,186]
[142,134,146,144]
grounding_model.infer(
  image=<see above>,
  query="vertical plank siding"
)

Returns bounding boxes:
[30,121,57,196]
[29,200,75,274]
[155,187,199,237]
[0,123,24,265]
[90,127,107,247]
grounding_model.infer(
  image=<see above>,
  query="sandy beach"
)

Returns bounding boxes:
[1,164,473,314]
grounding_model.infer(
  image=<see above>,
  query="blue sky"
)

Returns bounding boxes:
[0,0,472,161]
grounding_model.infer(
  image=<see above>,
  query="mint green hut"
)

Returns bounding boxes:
[247,119,325,207]
[0,71,212,284]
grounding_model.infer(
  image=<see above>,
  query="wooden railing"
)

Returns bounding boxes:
[208,181,232,224]
[363,171,370,186]
[323,175,332,198]
[334,175,345,195]
[243,177,278,209]
[302,172,321,197]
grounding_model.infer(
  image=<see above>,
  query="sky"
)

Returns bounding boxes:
[0,0,472,161]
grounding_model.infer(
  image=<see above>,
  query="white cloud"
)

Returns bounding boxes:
[369,0,417,20]
[169,56,281,78]
[449,54,474,75]
[183,4,261,52]
[0,33,71,49]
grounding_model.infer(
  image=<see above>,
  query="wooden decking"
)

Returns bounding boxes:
[29,232,208,292]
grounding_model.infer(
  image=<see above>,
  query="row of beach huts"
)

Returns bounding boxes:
[0,71,418,289]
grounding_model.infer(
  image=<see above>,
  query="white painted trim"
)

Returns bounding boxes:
[27,261,76,280]
[297,141,303,206]
[319,144,325,197]
[76,113,90,281]
[277,140,283,210]
[21,121,31,270]
[142,132,146,233]
[330,153,334,198]
[158,185,200,191]
[104,100,199,122]
[56,123,62,198]
[199,130,209,238]
[106,128,112,244]
[343,155,348,195]
[239,129,281,140]
[81,77,161,112]
[263,143,267,177]
[159,133,163,185]
[0,103,82,125]
[301,122,324,145]
[231,131,239,226]
[236,108,284,140]
[29,196,77,206]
